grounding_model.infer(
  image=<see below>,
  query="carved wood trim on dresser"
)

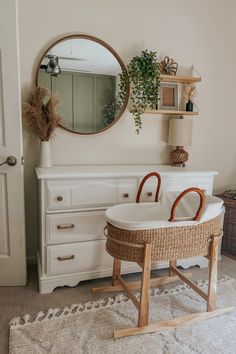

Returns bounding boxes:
[35,165,217,293]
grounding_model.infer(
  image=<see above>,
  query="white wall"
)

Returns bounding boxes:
[19,0,236,260]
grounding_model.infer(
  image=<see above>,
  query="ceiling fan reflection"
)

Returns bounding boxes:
[46,55,87,61]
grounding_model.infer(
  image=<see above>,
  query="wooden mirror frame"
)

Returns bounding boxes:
[35,34,130,135]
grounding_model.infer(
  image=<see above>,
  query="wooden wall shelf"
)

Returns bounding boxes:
[160,75,201,84]
[145,110,199,116]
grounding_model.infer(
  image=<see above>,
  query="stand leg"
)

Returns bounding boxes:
[112,258,121,286]
[138,243,151,327]
[169,260,177,277]
[207,237,219,312]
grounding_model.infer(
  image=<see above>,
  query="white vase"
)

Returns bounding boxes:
[38,140,52,168]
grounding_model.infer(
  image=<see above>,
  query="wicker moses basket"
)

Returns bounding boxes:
[92,172,234,338]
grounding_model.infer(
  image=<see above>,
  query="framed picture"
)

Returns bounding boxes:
[159,82,179,110]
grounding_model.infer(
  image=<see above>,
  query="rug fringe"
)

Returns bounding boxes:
[9,275,235,329]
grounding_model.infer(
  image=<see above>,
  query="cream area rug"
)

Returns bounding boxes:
[9,277,236,354]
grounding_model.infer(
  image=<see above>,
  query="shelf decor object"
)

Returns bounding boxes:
[186,100,193,112]
[160,56,178,75]
[159,82,179,111]
[168,118,193,167]
[183,84,197,112]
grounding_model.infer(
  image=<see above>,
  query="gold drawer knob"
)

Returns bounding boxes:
[123,193,129,198]
[57,255,75,261]
[57,196,63,201]
[57,224,75,230]
[147,192,153,197]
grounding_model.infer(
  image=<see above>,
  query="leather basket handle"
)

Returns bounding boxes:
[136,172,161,203]
[169,187,205,222]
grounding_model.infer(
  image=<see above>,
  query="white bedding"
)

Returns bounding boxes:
[106,192,223,231]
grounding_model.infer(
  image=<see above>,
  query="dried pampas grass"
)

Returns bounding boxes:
[23,86,61,141]
[183,84,197,102]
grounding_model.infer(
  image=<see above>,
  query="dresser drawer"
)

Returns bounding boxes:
[46,240,113,276]
[163,176,213,194]
[47,186,70,209]
[137,178,158,202]
[46,211,107,244]
[46,178,137,210]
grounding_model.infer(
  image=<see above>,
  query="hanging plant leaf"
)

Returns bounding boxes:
[119,50,160,134]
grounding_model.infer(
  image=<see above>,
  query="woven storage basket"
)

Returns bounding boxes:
[217,194,236,258]
[106,216,221,263]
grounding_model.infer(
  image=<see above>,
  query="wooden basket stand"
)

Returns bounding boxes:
[92,174,234,338]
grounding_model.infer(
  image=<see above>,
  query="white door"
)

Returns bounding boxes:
[0,0,26,285]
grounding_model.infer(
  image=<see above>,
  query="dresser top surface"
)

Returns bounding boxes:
[35,165,217,179]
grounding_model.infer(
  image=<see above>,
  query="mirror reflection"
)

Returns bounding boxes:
[36,36,129,134]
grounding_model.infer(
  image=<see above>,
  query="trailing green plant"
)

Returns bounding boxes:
[103,96,121,126]
[119,50,160,134]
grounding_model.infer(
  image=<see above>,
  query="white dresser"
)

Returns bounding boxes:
[36,165,217,293]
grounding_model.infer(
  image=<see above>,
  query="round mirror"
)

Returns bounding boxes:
[36,35,129,134]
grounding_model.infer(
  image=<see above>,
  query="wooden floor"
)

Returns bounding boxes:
[0,255,235,354]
